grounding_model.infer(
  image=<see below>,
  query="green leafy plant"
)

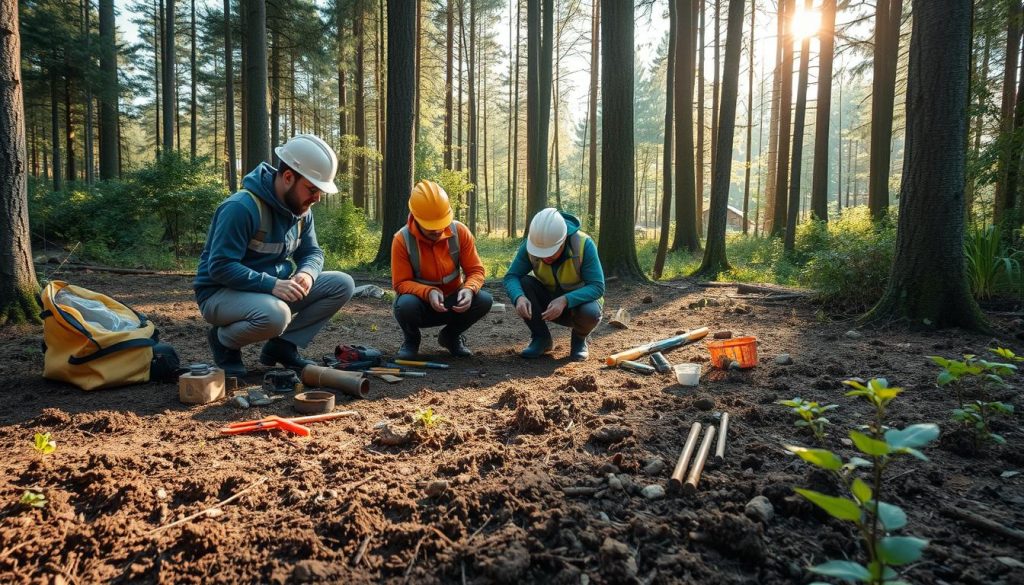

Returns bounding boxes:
[964,224,1021,300]
[786,378,939,585]
[952,400,1014,445]
[927,351,1017,407]
[778,397,838,444]
[33,432,56,455]
[991,347,1024,363]
[412,408,445,430]
[19,490,47,508]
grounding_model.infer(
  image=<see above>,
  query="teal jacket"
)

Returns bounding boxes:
[193,163,324,304]
[503,211,605,308]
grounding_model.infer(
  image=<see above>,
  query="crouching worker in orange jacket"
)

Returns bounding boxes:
[391,180,493,359]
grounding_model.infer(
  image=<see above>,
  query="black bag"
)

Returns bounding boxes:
[150,342,183,382]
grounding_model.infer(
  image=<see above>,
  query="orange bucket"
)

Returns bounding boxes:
[707,336,758,369]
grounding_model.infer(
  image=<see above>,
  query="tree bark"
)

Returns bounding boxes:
[444,0,454,170]
[224,0,237,191]
[270,3,280,163]
[694,0,744,278]
[162,0,175,155]
[64,59,75,182]
[337,0,348,187]
[711,0,720,178]
[810,0,835,221]
[510,0,522,238]
[468,0,478,232]
[586,0,599,231]
[672,0,700,253]
[414,0,422,143]
[373,0,415,267]
[865,0,986,331]
[867,0,904,220]
[653,0,676,280]
[155,0,161,158]
[762,0,784,233]
[243,0,270,170]
[695,0,704,233]
[598,0,643,279]
[98,0,118,180]
[82,0,94,183]
[997,1,1023,226]
[354,0,367,208]
[50,69,62,191]
[190,0,197,160]
[0,0,42,325]
[526,0,553,226]
[770,0,794,236]
[784,0,812,252]
[742,0,755,233]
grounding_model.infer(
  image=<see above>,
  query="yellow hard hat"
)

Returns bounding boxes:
[409,180,453,231]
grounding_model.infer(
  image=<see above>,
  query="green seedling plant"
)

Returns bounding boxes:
[19,490,47,508]
[786,378,939,585]
[778,397,838,444]
[928,350,1017,407]
[952,400,1014,445]
[33,432,56,455]
[412,408,445,430]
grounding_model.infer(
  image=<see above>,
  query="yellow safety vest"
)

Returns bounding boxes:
[529,231,592,294]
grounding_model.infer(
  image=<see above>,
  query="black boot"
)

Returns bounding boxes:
[438,328,473,357]
[259,337,315,371]
[207,327,246,377]
[569,332,590,361]
[397,332,421,360]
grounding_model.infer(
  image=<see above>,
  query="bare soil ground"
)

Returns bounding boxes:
[1,268,1022,585]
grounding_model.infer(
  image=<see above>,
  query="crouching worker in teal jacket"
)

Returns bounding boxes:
[503,208,605,361]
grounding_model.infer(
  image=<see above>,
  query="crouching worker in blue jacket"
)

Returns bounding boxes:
[503,208,605,361]
[193,134,355,377]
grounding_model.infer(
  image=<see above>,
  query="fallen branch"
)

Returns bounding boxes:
[148,476,267,535]
[737,283,807,296]
[561,486,599,496]
[941,505,1024,543]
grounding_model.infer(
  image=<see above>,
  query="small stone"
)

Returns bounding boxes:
[774,354,794,366]
[641,484,666,500]
[425,480,449,497]
[713,331,733,339]
[596,512,610,522]
[642,295,654,304]
[844,330,863,339]
[840,438,853,447]
[643,458,666,475]
[231,396,250,409]
[292,560,331,582]
[156,488,167,500]
[740,454,763,471]
[608,475,623,491]
[580,575,590,585]
[745,495,775,523]
[694,397,715,411]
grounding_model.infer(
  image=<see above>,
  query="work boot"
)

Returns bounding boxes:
[259,337,316,371]
[520,335,553,359]
[207,327,246,377]
[438,328,473,357]
[569,332,590,361]
[397,333,421,360]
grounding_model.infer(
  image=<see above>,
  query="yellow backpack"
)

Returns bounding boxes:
[40,281,163,390]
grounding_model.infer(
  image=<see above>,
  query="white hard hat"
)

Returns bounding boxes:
[527,208,568,258]
[274,134,339,194]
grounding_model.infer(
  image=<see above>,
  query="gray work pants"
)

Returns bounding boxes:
[199,271,355,350]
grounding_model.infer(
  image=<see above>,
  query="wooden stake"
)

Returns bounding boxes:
[669,423,703,492]
[714,413,730,462]
[683,426,717,494]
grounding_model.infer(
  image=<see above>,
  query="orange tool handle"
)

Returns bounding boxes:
[226,411,358,429]
[220,420,282,434]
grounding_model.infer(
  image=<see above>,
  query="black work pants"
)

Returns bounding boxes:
[393,290,493,341]
[518,275,601,339]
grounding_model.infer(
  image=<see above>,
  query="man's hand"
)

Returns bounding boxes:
[452,288,473,313]
[292,272,314,294]
[272,278,306,302]
[428,289,448,313]
[515,296,532,320]
[541,296,568,321]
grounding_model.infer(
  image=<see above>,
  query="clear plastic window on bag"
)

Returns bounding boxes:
[55,289,141,332]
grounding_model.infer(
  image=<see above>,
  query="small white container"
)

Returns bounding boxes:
[490,302,506,313]
[673,363,701,386]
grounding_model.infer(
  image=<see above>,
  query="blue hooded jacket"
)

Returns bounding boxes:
[193,163,324,304]
[503,211,605,308]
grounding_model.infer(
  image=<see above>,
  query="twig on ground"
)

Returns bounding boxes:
[352,534,372,567]
[942,505,1024,543]
[148,476,267,535]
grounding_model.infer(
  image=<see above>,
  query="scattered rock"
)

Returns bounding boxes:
[599,537,638,580]
[641,295,654,304]
[713,331,733,339]
[247,389,275,407]
[376,423,415,446]
[774,354,794,366]
[590,426,633,444]
[641,484,666,500]
[231,396,250,409]
[643,458,666,475]
[745,496,774,523]
[608,475,623,491]
[557,374,599,393]
[694,397,715,411]
[840,438,853,447]
[292,559,332,582]
[844,330,863,339]
[156,488,167,500]
[425,480,449,498]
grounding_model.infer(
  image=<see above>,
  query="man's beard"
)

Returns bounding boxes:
[283,183,310,215]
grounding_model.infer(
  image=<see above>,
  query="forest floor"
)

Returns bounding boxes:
[1,268,1023,585]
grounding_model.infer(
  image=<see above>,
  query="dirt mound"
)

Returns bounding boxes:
[703,511,768,563]
[513,400,550,433]
[30,407,71,427]
[75,410,143,434]
[556,374,599,393]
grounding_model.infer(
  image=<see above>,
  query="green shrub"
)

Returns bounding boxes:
[799,207,897,310]
[432,169,473,218]
[964,224,1021,300]
[315,199,376,264]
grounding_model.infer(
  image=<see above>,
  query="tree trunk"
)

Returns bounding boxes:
[526,0,553,225]
[224,0,237,191]
[270,5,280,163]
[711,0,720,178]
[867,0,904,220]
[586,0,599,231]
[414,0,422,143]
[762,0,783,233]
[507,0,515,235]
[694,0,743,278]
[50,69,62,191]
[742,0,755,233]
[82,0,94,183]
[468,0,478,232]
[337,0,348,187]
[510,0,522,238]
[243,0,270,170]
[671,0,700,253]
[809,0,835,221]
[162,0,175,154]
[444,0,453,170]
[784,0,812,252]
[482,38,491,233]
[190,0,197,160]
[652,0,674,280]
[373,0,415,266]
[770,0,794,235]
[0,0,41,325]
[98,0,118,180]
[866,0,986,330]
[457,1,464,173]
[598,0,643,279]
[967,31,991,215]
[695,0,705,233]
[375,0,384,221]
[997,2,1023,226]
[155,0,161,158]
[64,62,75,182]
[354,1,367,209]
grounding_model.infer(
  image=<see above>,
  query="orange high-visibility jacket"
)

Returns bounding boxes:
[391,215,486,302]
